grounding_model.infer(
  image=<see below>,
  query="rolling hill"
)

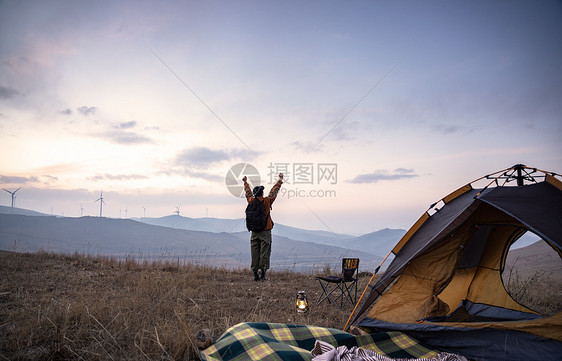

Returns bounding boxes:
[0,213,381,272]
[0,204,558,278]
[134,215,356,245]
[504,240,562,285]
[0,205,49,217]
[134,215,402,256]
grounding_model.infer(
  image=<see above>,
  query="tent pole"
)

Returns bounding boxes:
[343,250,393,332]
[514,164,525,186]
[467,166,512,186]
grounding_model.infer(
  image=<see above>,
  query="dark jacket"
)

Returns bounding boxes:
[243,179,283,230]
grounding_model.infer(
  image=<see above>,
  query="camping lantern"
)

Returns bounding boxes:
[296,291,309,313]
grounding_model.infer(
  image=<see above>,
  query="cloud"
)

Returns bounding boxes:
[432,123,462,134]
[77,106,97,116]
[230,148,257,161]
[156,168,223,182]
[87,173,149,182]
[60,108,72,115]
[85,118,152,145]
[394,168,415,174]
[327,120,361,142]
[143,126,160,131]
[165,146,258,182]
[291,140,325,153]
[176,147,230,168]
[1,175,59,186]
[0,85,21,99]
[0,175,40,184]
[347,168,419,183]
[113,121,137,129]
[41,175,59,183]
[100,130,152,145]
[176,147,255,168]
[289,120,360,154]
[183,169,223,182]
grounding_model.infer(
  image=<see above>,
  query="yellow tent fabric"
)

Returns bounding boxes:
[354,166,562,360]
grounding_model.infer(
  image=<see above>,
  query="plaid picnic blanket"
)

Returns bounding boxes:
[200,322,441,361]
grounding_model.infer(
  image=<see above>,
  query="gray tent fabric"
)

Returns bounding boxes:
[349,171,562,361]
[456,224,493,269]
[357,317,562,361]
[352,188,481,324]
[353,182,562,325]
[478,182,562,248]
[423,300,543,322]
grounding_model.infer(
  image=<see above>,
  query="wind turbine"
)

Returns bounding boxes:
[174,205,181,216]
[80,203,84,217]
[3,187,21,214]
[95,191,106,217]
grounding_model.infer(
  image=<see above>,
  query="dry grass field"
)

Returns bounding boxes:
[1,251,560,361]
[503,268,562,316]
[0,251,374,360]
[503,240,562,315]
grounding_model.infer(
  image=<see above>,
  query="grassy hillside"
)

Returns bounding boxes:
[504,240,562,284]
[503,240,562,314]
[0,251,373,360]
[2,248,559,360]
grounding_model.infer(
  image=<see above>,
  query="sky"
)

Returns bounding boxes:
[1,0,561,235]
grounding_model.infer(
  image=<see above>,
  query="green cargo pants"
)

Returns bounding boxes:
[250,229,272,272]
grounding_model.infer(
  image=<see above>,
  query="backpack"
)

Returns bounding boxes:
[245,198,270,232]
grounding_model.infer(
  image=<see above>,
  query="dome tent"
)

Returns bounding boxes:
[346,165,562,361]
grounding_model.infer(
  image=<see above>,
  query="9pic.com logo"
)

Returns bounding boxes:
[225,163,261,198]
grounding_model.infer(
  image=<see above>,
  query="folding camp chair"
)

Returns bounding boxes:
[316,258,359,309]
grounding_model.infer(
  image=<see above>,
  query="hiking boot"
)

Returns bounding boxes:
[260,269,267,281]
[253,270,260,282]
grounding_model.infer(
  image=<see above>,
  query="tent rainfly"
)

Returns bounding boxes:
[346,165,562,361]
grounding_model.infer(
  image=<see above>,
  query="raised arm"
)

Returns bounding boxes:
[268,173,284,202]
[242,176,253,200]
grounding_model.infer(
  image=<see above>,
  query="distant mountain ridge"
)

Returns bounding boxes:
[133,215,356,240]
[0,205,411,265]
[0,205,49,217]
[134,215,404,256]
[0,213,383,272]
[0,206,556,277]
